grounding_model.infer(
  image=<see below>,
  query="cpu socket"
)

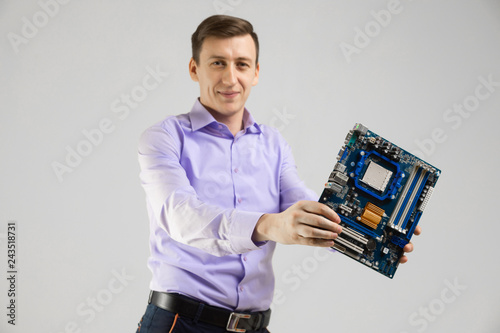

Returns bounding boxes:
[360,161,393,193]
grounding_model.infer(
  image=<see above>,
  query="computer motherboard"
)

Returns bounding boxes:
[319,123,441,278]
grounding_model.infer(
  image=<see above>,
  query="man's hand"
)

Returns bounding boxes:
[252,200,342,247]
[399,225,422,264]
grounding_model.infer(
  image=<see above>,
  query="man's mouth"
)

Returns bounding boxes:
[219,91,239,99]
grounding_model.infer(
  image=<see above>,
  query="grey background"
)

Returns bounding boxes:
[1,0,499,332]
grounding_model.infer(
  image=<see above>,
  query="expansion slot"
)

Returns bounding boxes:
[332,243,346,253]
[339,216,379,239]
[341,227,369,245]
[339,204,353,215]
[334,236,364,254]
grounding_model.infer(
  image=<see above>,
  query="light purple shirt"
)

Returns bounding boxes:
[138,99,317,311]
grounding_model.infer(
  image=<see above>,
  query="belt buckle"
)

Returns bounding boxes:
[226,312,251,332]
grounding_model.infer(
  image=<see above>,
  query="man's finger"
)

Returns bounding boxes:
[299,201,341,223]
[403,242,414,253]
[297,223,339,240]
[298,213,342,234]
[414,225,422,236]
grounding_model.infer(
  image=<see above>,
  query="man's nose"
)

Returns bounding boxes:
[222,65,237,86]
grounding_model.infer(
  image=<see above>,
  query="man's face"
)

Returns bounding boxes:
[189,34,259,122]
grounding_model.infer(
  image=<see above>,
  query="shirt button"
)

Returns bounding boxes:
[243,256,247,262]
[234,168,239,173]
[238,198,242,204]
[239,286,244,292]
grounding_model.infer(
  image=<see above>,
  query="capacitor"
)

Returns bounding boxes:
[366,239,376,251]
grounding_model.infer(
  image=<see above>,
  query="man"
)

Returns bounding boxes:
[136,15,419,333]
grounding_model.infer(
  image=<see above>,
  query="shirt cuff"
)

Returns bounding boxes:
[229,210,266,253]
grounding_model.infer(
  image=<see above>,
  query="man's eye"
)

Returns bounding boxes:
[238,63,249,68]
[213,61,224,66]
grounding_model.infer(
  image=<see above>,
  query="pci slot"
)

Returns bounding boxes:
[335,236,364,254]
[332,243,346,253]
[332,241,361,259]
[339,216,379,239]
[339,204,353,215]
[341,227,369,245]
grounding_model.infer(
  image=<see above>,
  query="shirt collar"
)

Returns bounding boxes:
[189,99,262,134]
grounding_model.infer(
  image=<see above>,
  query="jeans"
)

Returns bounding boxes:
[136,304,271,333]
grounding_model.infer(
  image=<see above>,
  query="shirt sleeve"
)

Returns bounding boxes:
[138,123,263,257]
[278,138,319,211]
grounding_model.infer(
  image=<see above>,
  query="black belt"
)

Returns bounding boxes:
[148,291,271,332]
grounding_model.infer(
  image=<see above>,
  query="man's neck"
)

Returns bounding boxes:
[203,104,245,136]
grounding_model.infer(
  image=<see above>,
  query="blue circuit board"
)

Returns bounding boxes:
[319,123,441,278]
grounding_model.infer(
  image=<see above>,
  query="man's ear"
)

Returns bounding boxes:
[189,58,199,82]
[252,62,260,86]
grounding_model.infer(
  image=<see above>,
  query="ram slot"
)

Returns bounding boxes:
[388,164,429,232]
[400,171,429,231]
[335,236,364,254]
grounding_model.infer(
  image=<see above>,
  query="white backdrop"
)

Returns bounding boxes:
[1,0,500,332]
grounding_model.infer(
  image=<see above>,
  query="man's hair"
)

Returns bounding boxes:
[191,15,259,65]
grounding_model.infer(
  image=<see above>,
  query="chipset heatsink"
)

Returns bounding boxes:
[360,161,393,193]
